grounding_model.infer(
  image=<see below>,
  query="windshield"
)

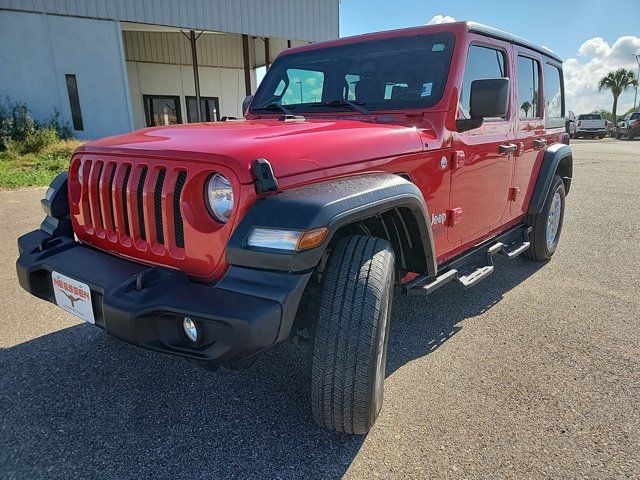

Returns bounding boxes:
[251,32,455,114]
[578,114,601,120]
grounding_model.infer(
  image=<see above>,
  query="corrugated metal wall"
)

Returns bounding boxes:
[123,31,245,68]
[122,31,309,68]
[1,0,339,42]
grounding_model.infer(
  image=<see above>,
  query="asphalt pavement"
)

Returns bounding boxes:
[1,138,638,479]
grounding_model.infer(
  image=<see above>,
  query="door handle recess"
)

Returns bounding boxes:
[499,143,518,155]
[534,138,548,149]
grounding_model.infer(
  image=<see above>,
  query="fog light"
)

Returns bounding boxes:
[182,317,198,343]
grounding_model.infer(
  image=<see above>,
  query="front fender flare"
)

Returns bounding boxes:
[226,173,437,275]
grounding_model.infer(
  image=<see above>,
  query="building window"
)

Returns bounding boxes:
[65,74,83,131]
[186,96,220,122]
[517,56,541,119]
[459,45,508,120]
[143,95,182,126]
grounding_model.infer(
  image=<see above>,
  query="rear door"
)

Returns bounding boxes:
[448,39,515,244]
[510,50,545,217]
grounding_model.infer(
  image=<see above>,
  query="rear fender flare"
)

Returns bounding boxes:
[528,144,572,214]
[226,173,437,276]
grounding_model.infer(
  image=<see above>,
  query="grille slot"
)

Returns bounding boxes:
[137,167,148,241]
[107,166,116,230]
[121,165,132,237]
[174,171,187,248]
[154,168,166,244]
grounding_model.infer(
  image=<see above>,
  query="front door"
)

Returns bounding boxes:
[448,40,515,244]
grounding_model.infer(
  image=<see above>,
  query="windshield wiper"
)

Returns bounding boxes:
[252,102,294,115]
[313,99,370,114]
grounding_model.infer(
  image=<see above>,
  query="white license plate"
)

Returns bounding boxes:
[52,271,95,324]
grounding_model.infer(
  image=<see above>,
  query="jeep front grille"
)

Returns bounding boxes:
[78,159,187,256]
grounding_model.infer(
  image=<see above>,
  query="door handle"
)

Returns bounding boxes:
[499,143,518,155]
[533,138,547,149]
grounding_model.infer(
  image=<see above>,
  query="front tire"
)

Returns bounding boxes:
[525,175,566,261]
[310,235,395,434]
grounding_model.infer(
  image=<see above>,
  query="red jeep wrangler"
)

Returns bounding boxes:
[17,22,571,434]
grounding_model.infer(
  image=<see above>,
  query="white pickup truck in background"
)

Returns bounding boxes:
[574,113,607,139]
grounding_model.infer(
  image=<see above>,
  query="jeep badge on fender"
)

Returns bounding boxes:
[16,21,571,435]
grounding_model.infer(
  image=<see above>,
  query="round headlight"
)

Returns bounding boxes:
[205,173,234,223]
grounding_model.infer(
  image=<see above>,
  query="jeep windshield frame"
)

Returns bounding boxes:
[250,32,455,115]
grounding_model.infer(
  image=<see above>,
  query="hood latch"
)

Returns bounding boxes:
[252,158,279,194]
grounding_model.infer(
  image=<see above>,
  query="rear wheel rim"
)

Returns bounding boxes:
[546,192,562,248]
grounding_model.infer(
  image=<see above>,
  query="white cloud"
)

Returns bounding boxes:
[564,35,640,115]
[427,14,456,25]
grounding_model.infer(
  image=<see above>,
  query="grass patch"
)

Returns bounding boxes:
[0,139,84,188]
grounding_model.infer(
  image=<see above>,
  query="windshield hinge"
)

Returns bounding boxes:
[252,158,278,194]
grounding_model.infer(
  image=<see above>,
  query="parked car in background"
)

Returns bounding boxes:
[615,111,640,140]
[566,111,576,138]
[574,113,606,139]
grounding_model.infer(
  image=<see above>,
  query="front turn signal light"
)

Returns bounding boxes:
[297,228,329,251]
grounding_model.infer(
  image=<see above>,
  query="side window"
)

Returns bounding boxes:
[517,56,541,119]
[544,63,564,123]
[459,45,508,120]
[280,69,324,105]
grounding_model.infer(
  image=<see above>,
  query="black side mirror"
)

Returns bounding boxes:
[242,95,253,115]
[457,78,510,132]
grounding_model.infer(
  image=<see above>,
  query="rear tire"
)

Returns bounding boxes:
[525,175,566,261]
[310,235,395,434]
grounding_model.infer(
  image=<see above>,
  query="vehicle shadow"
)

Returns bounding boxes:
[0,256,544,480]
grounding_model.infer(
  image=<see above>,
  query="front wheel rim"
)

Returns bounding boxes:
[546,191,562,248]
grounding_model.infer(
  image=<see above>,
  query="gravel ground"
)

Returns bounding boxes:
[1,138,638,479]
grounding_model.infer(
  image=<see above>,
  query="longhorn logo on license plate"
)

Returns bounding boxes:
[52,271,95,324]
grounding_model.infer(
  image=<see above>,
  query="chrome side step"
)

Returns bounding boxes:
[501,241,530,259]
[457,265,494,288]
[403,224,532,296]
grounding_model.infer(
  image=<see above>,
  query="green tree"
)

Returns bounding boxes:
[598,68,638,126]
[520,101,532,117]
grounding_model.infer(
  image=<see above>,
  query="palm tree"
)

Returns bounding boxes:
[598,68,638,126]
[520,101,532,117]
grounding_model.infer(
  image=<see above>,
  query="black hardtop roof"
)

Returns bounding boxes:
[465,21,563,63]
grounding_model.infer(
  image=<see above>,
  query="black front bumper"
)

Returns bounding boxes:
[16,229,311,368]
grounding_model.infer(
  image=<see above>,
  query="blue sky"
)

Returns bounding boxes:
[339,0,640,114]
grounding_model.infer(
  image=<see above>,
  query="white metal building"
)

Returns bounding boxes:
[0,1,339,139]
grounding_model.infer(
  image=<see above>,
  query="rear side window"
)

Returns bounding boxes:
[544,63,564,125]
[459,45,508,120]
[517,56,541,119]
